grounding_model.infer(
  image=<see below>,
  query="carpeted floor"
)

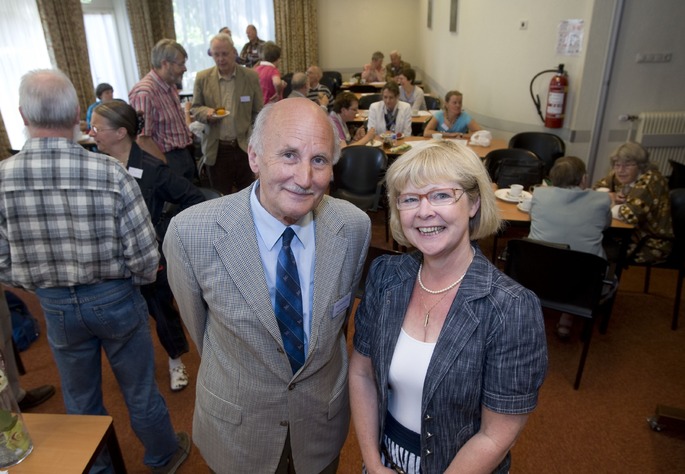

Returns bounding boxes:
[6,209,685,473]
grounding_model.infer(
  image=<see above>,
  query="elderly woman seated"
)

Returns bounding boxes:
[328,91,375,148]
[593,142,674,264]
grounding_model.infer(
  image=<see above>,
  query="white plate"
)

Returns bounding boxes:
[495,188,533,203]
[366,140,382,147]
[517,203,531,213]
[213,111,230,119]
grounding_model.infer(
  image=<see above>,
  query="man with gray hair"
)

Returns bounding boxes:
[305,65,332,108]
[129,39,196,181]
[192,33,263,195]
[0,69,189,473]
[385,50,411,82]
[164,98,371,473]
[288,72,308,98]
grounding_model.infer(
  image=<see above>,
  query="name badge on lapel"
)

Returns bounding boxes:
[240,95,251,103]
[129,167,143,178]
[331,292,351,319]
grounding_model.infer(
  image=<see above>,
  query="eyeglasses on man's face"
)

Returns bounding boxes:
[397,188,466,210]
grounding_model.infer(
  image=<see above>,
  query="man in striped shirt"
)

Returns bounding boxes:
[129,39,196,182]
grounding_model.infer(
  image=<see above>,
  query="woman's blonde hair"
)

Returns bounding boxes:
[385,141,501,246]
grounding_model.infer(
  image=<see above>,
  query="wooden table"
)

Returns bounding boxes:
[340,81,386,93]
[384,136,508,158]
[9,414,126,473]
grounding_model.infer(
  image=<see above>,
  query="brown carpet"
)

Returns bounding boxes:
[6,210,685,473]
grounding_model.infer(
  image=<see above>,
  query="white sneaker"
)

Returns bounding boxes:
[170,365,189,391]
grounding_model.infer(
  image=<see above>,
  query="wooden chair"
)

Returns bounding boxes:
[505,238,611,389]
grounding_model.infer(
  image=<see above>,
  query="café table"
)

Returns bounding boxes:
[383,136,508,159]
[340,81,386,93]
[8,413,126,473]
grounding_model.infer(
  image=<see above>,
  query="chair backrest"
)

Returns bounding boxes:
[358,93,382,110]
[332,145,388,210]
[505,238,608,318]
[669,189,685,263]
[484,148,544,189]
[322,70,343,97]
[347,84,380,94]
[509,132,565,176]
[424,95,441,110]
[281,72,294,100]
[669,160,685,190]
[198,187,223,200]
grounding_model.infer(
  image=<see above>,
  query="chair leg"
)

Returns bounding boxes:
[643,265,652,293]
[672,270,684,330]
[574,317,595,390]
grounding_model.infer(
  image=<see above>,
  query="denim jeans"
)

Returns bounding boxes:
[141,258,189,360]
[35,279,178,471]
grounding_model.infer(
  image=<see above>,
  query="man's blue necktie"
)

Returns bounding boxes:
[275,227,305,373]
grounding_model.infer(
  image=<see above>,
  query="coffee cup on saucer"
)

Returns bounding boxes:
[509,184,524,198]
[519,196,532,212]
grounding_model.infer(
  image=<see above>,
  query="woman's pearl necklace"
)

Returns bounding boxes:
[417,255,473,295]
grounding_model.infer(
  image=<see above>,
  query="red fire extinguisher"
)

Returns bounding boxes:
[530,64,569,129]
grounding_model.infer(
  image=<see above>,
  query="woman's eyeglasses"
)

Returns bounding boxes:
[397,188,466,210]
[612,161,637,170]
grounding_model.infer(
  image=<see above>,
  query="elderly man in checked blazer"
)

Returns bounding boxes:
[164,98,371,473]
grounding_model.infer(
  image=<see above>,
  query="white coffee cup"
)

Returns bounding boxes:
[596,187,610,193]
[509,184,524,197]
[432,133,443,140]
[519,196,532,211]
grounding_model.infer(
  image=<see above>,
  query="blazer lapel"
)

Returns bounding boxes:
[213,188,283,345]
[307,198,348,358]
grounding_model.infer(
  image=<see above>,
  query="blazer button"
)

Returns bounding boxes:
[288,383,297,390]
[425,449,432,456]
[424,414,433,421]
[280,420,288,427]
[277,347,284,353]
[426,431,433,439]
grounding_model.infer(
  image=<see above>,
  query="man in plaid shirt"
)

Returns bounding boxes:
[0,69,189,474]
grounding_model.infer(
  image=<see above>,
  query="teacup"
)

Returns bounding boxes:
[596,187,610,193]
[432,133,443,140]
[519,196,532,211]
[509,184,524,198]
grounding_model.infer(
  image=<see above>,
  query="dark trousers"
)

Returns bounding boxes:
[140,254,189,360]
[164,147,197,183]
[207,139,254,195]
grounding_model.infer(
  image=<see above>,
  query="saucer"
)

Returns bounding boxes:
[494,189,532,203]
[517,203,531,213]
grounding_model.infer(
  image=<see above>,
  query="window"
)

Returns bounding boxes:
[82,0,138,105]
[0,0,52,149]
[173,0,275,92]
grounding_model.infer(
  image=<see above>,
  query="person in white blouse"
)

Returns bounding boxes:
[397,68,426,112]
[367,81,412,137]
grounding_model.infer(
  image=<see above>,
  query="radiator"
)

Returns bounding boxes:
[635,111,685,176]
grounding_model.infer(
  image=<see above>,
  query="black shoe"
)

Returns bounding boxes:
[18,385,56,411]
[150,432,190,474]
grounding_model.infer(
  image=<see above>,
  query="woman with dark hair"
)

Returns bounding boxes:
[424,90,481,139]
[254,41,286,103]
[397,68,426,112]
[91,101,205,391]
[593,142,673,263]
[367,80,412,137]
[329,91,376,147]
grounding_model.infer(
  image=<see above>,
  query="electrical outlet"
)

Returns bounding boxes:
[636,52,673,63]
[519,20,528,30]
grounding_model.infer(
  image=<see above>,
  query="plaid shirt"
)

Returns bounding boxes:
[0,138,159,290]
[129,69,193,153]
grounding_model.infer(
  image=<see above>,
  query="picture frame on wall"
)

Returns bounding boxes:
[427,0,433,28]
[450,0,459,32]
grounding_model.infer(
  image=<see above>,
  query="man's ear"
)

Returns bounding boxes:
[18,107,28,125]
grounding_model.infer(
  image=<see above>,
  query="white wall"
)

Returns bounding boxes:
[317,0,685,180]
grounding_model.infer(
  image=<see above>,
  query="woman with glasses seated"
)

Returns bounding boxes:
[593,142,673,263]
[350,141,547,474]
[328,91,376,148]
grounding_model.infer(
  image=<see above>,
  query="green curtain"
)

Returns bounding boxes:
[126,0,177,78]
[274,0,318,74]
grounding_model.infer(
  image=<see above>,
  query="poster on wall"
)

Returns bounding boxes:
[427,0,433,28]
[557,19,584,56]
